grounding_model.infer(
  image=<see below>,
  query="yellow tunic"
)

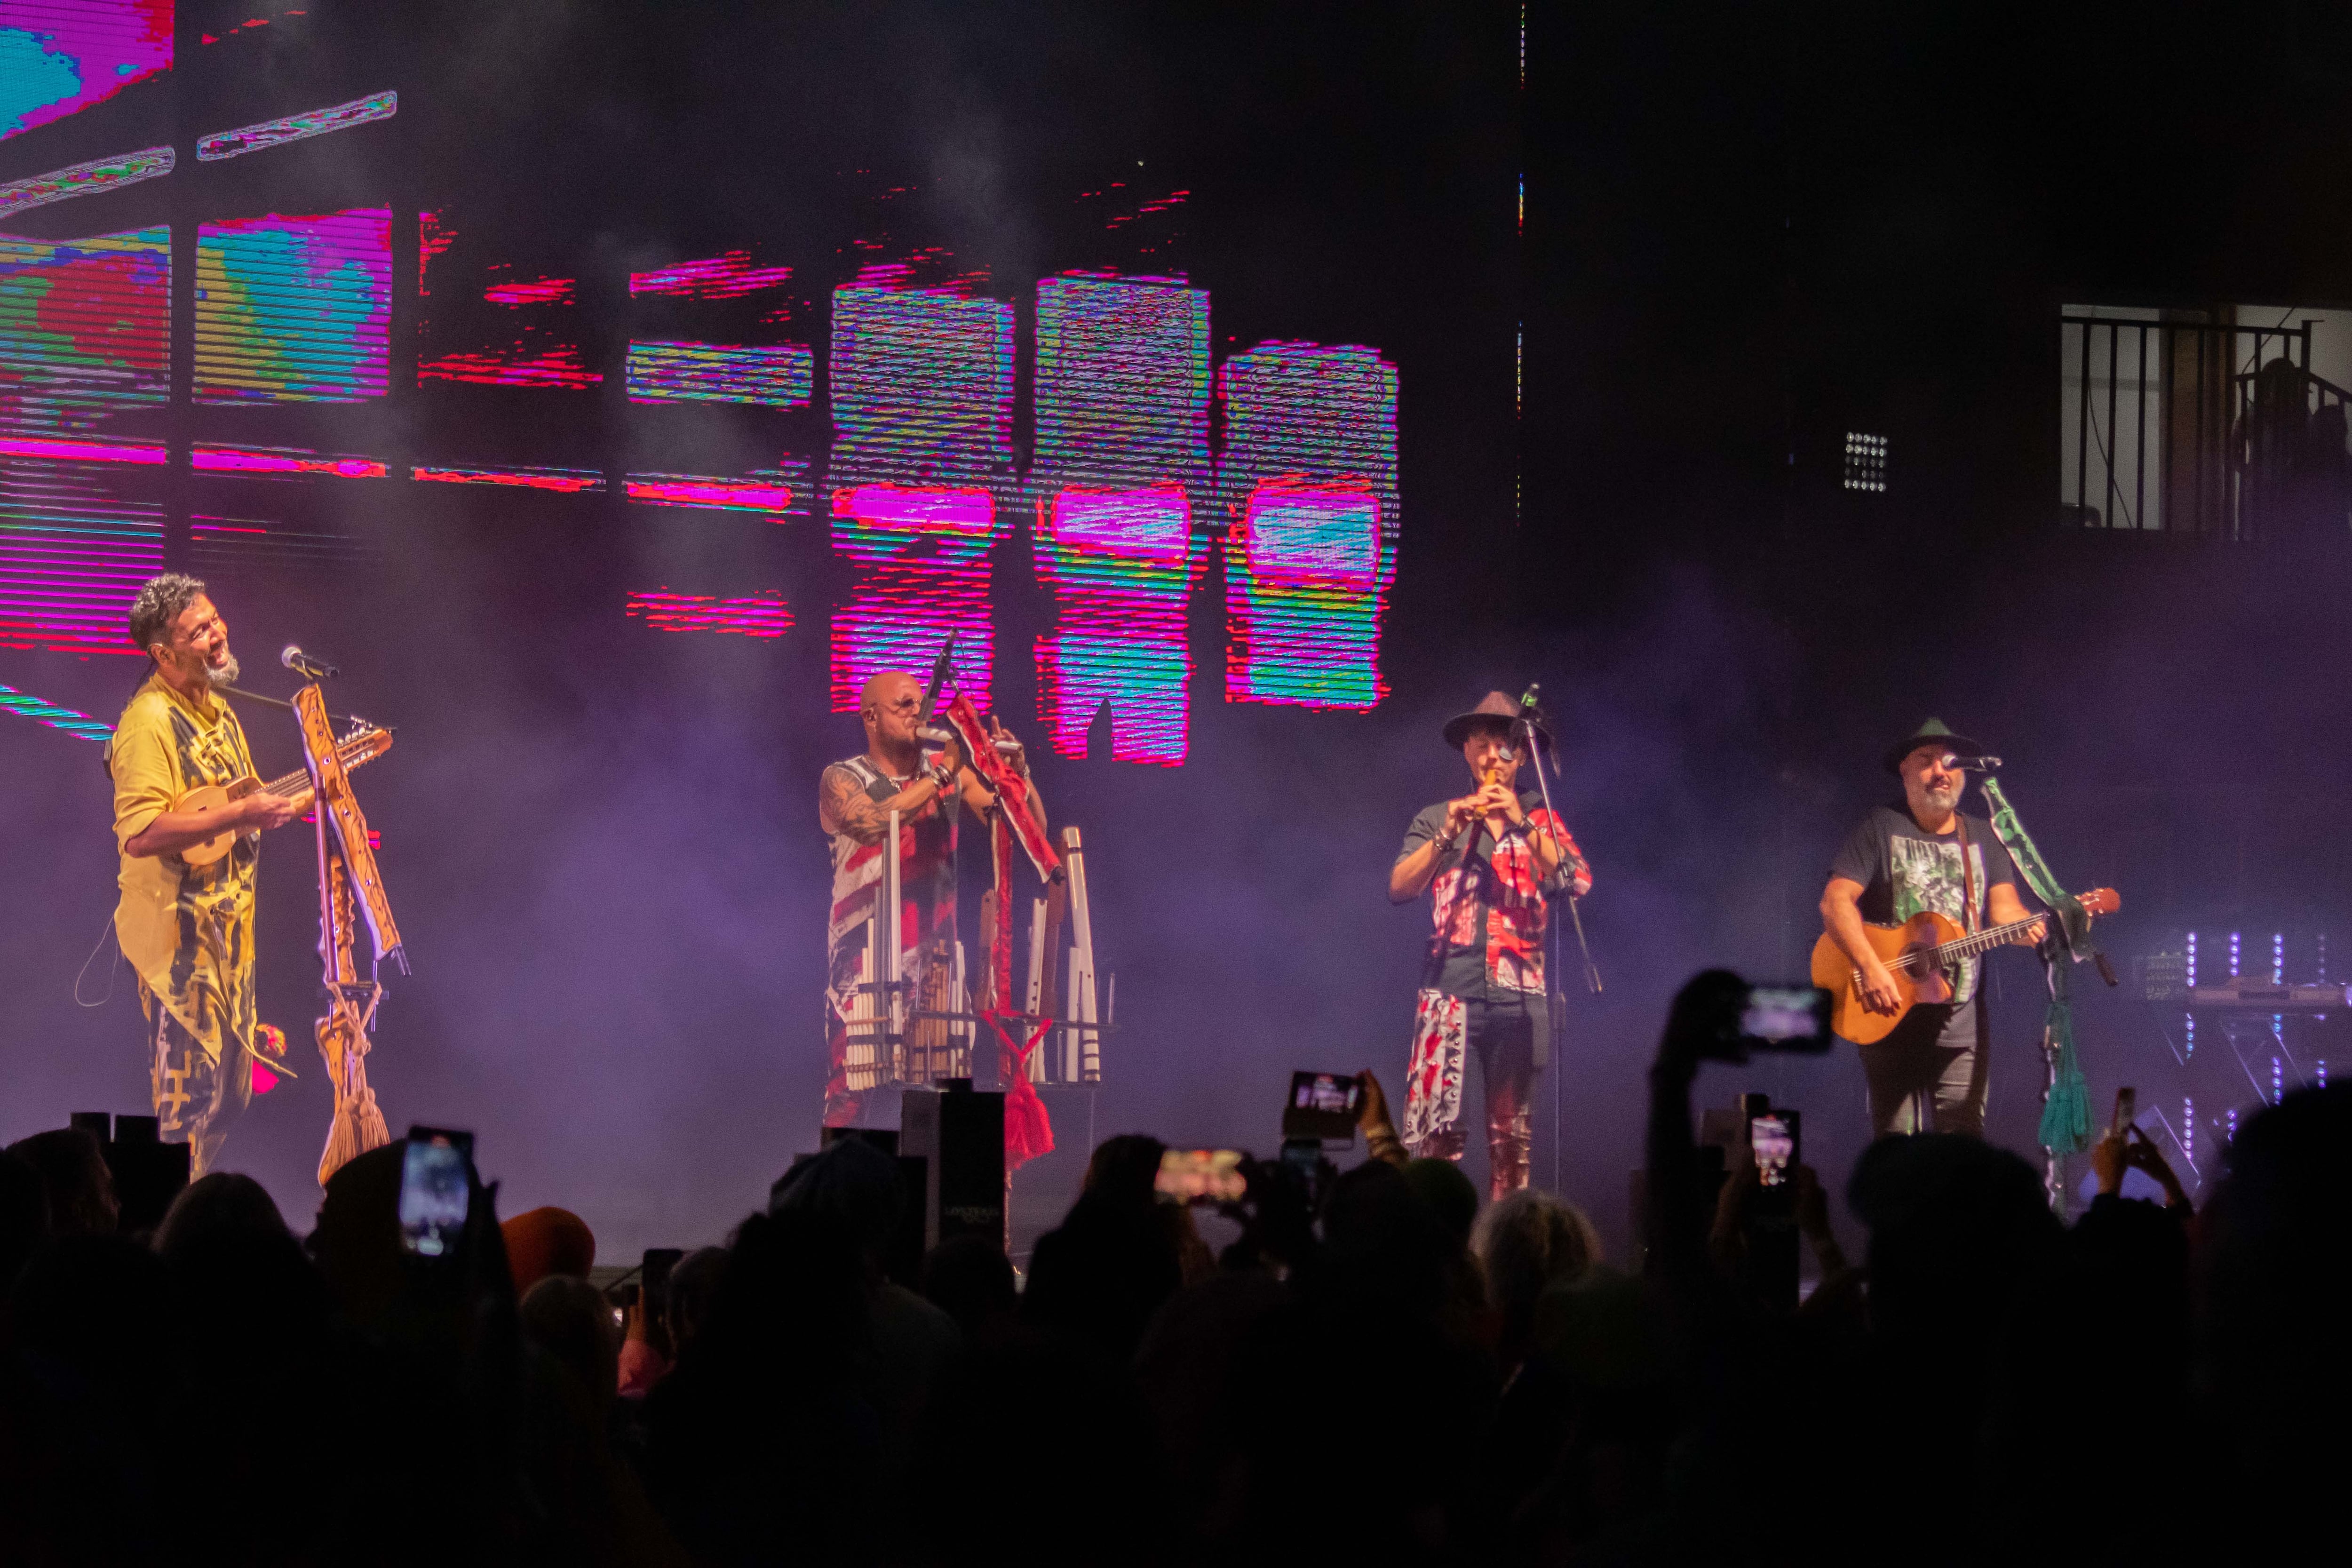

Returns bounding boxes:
[106,672,261,1067]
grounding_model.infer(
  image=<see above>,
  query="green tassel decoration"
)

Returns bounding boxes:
[2038,1027,2093,1155]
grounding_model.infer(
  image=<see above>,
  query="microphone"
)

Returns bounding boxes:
[280,645,339,679]
[1943,753,2003,772]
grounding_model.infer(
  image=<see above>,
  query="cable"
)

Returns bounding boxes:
[73,909,119,1007]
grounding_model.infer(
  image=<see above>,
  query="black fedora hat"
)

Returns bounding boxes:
[1442,691,1552,752]
[1883,717,1982,776]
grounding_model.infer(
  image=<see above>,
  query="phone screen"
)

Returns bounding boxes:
[2112,1086,2137,1137]
[1154,1148,1247,1205]
[1280,1072,1364,1140]
[1740,986,1832,1052]
[399,1128,474,1257]
[1750,1112,1797,1187]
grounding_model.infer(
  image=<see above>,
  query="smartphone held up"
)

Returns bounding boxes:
[399,1126,474,1258]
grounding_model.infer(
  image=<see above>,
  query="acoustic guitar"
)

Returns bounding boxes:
[1810,887,2119,1044]
[171,725,393,867]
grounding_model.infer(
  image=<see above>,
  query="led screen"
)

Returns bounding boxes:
[195,208,391,403]
[0,0,171,140]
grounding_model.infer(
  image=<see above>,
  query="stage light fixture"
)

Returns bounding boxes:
[1842,431,1887,493]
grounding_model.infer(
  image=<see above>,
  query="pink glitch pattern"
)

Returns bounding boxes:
[192,444,388,478]
[0,456,162,654]
[628,250,792,299]
[481,276,573,306]
[1217,342,1399,710]
[1027,274,1209,764]
[828,484,998,714]
[1033,484,1192,765]
[624,474,795,515]
[625,589,792,638]
[411,464,604,493]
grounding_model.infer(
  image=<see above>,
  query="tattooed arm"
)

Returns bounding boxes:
[819,763,945,847]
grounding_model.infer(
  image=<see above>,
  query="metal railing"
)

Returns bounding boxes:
[2060,313,2352,538]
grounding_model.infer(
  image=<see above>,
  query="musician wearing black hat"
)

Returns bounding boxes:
[1390,692,1591,1197]
[1820,719,2045,1137]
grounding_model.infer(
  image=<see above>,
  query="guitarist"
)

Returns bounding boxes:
[1820,720,2045,1138]
[105,574,301,1174]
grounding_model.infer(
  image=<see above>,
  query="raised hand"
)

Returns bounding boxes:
[988,715,1027,774]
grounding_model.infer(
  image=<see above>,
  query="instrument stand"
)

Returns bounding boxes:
[294,682,405,1186]
[2040,1028,2067,1217]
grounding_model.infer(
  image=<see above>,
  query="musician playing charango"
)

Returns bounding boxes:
[818,669,1042,1128]
[1819,720,2046,1138]
[106,574,302,1173]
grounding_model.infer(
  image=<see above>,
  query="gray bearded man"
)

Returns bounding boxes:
[1820,719,2047,1137]
[105,574,301,1172]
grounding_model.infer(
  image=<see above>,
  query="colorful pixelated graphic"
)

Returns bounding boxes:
[1217,343,1398,709]
[826,284,1015,712]
[418,239,601,389]
[1033,485,1193,764]
[625,471,799,516]
[1029,274,1210,764]
[0,161,1408,760]
[198,89,397,161]
[629,250,793,300]
[626,341,811,408]
[195,208,390,403]
[0,0,172,140]
[625,588,791,638]
[829,482,1000,713]
[0,143,171,218]
[0,455,161,654]
[0,677,108,738]
[191,443,389,479]
[412,463,604,493]
[0,224,168,434]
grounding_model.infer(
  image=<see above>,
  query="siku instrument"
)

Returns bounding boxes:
[170,724,392,867]
[1811,887,2119,1044]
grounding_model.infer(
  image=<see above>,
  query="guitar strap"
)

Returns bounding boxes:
[1954,810,1978,935]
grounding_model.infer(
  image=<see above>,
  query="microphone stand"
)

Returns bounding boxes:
[216,685,381,731]
[1514,705,1596,1196]
[1516,708,1600,995]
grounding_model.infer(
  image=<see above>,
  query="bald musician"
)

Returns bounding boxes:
[817,670,1042,1126]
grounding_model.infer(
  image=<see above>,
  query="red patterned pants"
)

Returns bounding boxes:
[1414,996,1537,1201]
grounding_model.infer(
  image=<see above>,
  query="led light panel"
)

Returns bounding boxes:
[197,89,397,161]
[628,251,792,299]
[0,678,109,738]
[0,143,171,217]
[0,224,168,433]
[625,589,792,637]
[0,0,173,140]
[195,208,391,402]
[826,285,1015,712]
[1218,342,1398,709]
[626,340,811,407]
[0,456,161,654]
[1028,273,1209,764]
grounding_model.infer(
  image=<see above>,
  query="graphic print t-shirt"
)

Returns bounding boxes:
[1828,805,2020,1005]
